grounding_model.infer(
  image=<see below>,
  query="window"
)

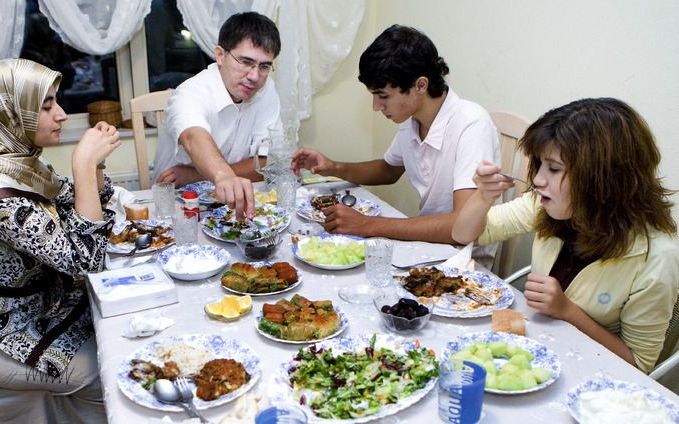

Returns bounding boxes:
[144,0,211,92]
[20,0,119,114]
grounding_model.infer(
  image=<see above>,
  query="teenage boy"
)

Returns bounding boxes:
[291,25,499,265]
[154,12,280,218]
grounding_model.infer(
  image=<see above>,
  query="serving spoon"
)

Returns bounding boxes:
[153,379,202,420]
[340,190,357,207]
[124,233,152,257]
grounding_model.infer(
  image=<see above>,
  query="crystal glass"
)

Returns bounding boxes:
[171,211,198,245]
[339,238,394,304]
[152,182,175,220]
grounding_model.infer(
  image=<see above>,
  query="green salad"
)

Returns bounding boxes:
[288,335,438,419]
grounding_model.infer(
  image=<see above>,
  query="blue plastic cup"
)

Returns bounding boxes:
[438,360,486,424]
[255,405,308,424]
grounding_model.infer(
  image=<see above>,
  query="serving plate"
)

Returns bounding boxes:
[291,233,365,270]
[566,376,679,423]
[201,205,290,243]
[117,334,261,411]
[220,261,303,297]
[296,197,381,223]
[158,245,230,281]
[396,266,514,318]
[255,305,349,344]
[442,331,561,395]
[269,333,438,422]
[107,219,175,254]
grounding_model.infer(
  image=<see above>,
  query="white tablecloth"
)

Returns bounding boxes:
[92,184,679,423]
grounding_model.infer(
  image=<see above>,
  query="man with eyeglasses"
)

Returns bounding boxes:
[153,11,280,218]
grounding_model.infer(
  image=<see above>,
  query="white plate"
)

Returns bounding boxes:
[566,377,679,423]
[117,334,261,411]
[291,233,365,270]
[158,245,230,281]
[296,197,381,223]
[220,261,303,296]
[255,305,349,344]
[396,266,514,318]
[201,205,291,243]
[442,331,561,394]
[107,219,175,254]
[269,333,438,422]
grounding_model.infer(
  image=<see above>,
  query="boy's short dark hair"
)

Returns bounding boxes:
[218,12,281,57]
[358,25,449,97]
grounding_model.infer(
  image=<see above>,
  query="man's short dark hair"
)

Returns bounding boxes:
[358,25,449,97]
[218,12,281,57]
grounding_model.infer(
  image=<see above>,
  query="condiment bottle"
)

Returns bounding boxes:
[182,190,199,218]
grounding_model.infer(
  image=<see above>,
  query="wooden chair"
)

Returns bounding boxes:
[130,90,172,190]
[490,111,533,280]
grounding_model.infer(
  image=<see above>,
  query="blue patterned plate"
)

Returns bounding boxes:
[117,334,261,411]
[108,219,175,254]
[566,377,679,423]
[179,180,216,205]
[255,304,349,344]
[296,197,381,223]
[220,261,303,296]
[269,333,438,422]
[158,245,230,281]
[291,233,365,270]
[201,205,291,243]
[396,266,514,318]
[442,331,561,394]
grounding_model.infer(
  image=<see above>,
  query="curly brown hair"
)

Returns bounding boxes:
[519,98,676,259]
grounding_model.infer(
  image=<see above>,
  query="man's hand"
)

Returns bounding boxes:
[524,273,574,320]
[213,174,255,219]
[291,148,335,176]
[156,165,203,187]
[322,204,371,236]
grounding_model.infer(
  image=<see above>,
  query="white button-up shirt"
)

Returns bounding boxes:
[153,63,280,179]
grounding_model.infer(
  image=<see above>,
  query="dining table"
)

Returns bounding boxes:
[92,181,679,423]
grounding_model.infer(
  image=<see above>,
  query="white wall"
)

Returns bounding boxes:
[302,0,679,220]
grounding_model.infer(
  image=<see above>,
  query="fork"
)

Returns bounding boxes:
[499,173,528,185]
[392,259,446,270]
[174,377,208,423]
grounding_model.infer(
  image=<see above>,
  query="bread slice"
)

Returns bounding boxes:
[492,309,525,336]
[123,203,149,220]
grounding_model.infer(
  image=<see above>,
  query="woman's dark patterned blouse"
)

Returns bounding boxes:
[0,175,114,377]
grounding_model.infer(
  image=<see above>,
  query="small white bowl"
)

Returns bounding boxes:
[158,245,230,281]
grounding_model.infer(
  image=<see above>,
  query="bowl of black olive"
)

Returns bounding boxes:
[373,292,432,333]
[236,229,280,261]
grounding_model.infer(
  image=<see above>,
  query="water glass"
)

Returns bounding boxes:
[275,173,298,213]
[365,238,394,288]
[172,211,198,245]
[438,360,486,424]
[152,182,175,220]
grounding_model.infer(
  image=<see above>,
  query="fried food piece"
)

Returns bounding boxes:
[271,262,298,283]
[311,194,339,210]
[221,273,250,292]
[195,358,250,401]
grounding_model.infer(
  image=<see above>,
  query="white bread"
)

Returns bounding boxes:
[124,203,149,220]
[492,309,525,336]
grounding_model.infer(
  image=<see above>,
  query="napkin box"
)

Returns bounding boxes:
[88,263,178,317]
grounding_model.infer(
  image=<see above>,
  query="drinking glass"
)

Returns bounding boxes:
[275,172,298,213]
[152,182,175,220]
[172,211,198,245]
[438,360,486,424]
[338,238,394,304]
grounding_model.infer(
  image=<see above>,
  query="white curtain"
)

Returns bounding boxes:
[37,0,153,55]
[0,0,27,59]
[176,0,366,127]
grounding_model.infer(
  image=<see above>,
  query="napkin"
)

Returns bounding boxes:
[122,310,175,338]
[105,252,156,270]
[440,242,475,270]
[391,241,457,268]
[217,394,263,423]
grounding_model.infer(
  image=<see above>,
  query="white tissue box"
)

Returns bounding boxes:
[88,263,178,317]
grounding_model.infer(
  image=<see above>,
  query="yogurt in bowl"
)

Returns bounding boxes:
[159,245,230,281]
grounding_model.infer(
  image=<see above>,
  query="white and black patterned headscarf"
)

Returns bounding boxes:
[0,58,63,199]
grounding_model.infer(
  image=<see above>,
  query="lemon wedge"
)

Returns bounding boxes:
[205,295,252,320]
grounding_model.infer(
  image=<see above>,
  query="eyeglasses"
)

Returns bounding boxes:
[225,50,274,74]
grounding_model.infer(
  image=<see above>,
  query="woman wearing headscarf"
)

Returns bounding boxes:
[0,58,120,423]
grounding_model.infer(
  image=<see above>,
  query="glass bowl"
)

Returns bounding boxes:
[236,231,280,261]
[373,292,433,333]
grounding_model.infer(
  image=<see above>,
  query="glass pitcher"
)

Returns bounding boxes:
[254,124,299,188]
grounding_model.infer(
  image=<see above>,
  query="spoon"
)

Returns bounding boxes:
[153,379,201,419]
[124,233,152,257]
[340,190,357,207]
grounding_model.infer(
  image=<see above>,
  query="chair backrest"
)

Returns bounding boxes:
[490,111,533,279]
[130,90,172,190]
[650,295,679,389]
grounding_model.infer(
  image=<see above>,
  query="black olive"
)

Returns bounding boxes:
[398,298,419,308]
[381,305,392,314]
[416,305,430,317]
